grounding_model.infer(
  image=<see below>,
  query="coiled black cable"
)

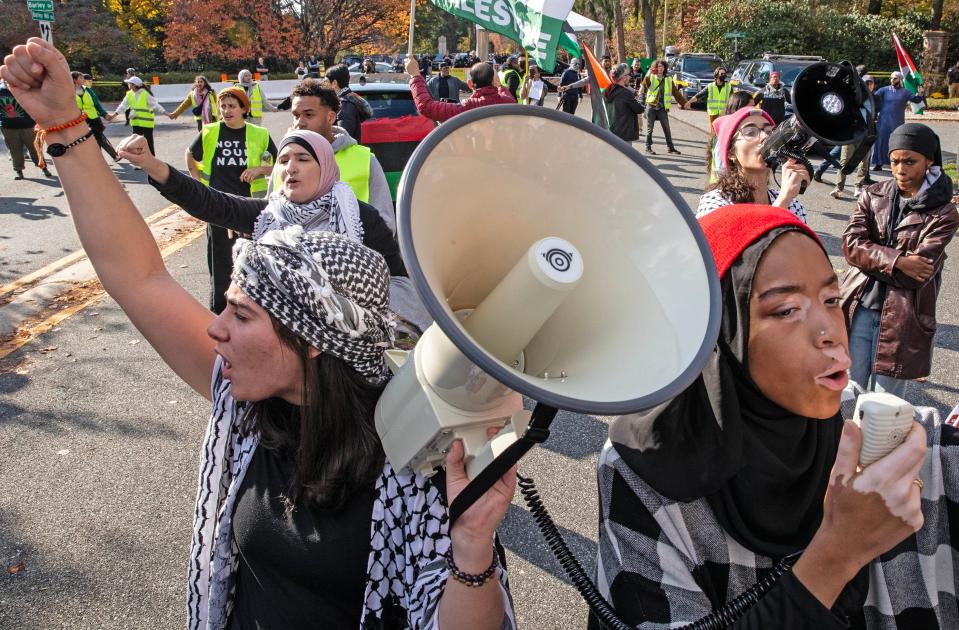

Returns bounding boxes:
[517,474,800,630]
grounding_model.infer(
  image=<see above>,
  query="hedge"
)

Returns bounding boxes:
[691,0,925,73]
[926,97,959,110]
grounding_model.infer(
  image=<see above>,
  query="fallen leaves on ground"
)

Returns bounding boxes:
[7,562,25,575]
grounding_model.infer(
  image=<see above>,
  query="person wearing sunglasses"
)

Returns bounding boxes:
[684,65,732,132]
[697,107,809,222]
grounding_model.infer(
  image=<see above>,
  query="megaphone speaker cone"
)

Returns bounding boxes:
[396,105,721,415]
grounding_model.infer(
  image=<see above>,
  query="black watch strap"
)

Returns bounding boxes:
[46,129,95,158]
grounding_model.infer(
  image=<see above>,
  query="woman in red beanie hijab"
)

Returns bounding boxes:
[591,205,958,629]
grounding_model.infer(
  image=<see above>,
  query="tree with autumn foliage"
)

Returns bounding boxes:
[163,0,301,68]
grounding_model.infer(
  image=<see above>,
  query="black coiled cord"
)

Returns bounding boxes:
[517,474,800,630]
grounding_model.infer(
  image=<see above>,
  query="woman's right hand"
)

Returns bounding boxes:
[0,38,81,129]
[774,158,810,207]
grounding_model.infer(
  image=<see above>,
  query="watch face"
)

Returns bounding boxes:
[47,143,68,158]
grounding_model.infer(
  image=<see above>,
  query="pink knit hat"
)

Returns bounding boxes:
[711,107,775,177]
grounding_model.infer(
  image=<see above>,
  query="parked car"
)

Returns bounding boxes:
[729,54,826,117]
[348,61,395,75]
[667,53,726,104]
[350,81,436,201]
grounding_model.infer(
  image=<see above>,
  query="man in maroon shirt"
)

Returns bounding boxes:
[405,56,515,123]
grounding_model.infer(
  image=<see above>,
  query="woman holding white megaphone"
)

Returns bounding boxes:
[1,38,517,629]
[594,205,957,629]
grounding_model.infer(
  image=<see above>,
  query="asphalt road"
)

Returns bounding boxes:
[2,96,958,629]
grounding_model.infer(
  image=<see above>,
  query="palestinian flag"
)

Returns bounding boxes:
[583,43,610,129]
[360,115,436,201]
[893,32,925,115]
[559,21,582,58]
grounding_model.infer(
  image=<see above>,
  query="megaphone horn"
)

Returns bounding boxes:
[374,105,722,522]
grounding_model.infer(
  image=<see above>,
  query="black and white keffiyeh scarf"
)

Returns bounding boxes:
[231,225,395,382]
[254,182,364,242]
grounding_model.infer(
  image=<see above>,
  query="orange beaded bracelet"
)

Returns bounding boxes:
[33,112,87,169]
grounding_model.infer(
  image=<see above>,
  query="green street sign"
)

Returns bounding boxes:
[27,0,53,11]
[724,31,746,38]
[31,10,54,21]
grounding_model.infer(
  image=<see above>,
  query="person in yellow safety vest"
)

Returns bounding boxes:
[236,69,277,125]
[169,75,219,132]
[269,81,396,233]
[684,66,732,133]
[638,59,688,155]
[186,86,278,313]
[71,70,117,161]
[497,55,523,102]
[105,76,167,155]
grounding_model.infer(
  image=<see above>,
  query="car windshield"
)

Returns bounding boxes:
[684,58,722,75]
[361,91,418,118]
[776,62,814,86]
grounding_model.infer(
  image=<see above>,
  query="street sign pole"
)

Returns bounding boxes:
[27,0,54,42]
[38,21,52,43]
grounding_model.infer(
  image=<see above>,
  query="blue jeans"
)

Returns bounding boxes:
[815,145,842,177]
[848,307,908,397]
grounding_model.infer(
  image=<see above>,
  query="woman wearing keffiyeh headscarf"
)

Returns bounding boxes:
[591,205,959,629]
[2,38,516,630]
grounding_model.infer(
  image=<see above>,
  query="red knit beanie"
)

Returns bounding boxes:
[698,204,822,278]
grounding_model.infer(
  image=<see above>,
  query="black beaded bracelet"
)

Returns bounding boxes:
[444,546,498,587]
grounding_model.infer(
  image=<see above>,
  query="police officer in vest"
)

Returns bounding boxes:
[277,80,396,232]
[106,76,166,155]
[236,69,277,126]
[72,71,117,161]
[186,86,277,312]
[497,55,523,102]
[685,65,732,132]
[638,59,687,155]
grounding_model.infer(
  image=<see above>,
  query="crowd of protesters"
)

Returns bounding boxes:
[3,33,959,630]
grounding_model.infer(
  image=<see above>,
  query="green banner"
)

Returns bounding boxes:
[429,0,573,72]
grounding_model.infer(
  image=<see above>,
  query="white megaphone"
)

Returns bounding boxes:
[375,106,721,508]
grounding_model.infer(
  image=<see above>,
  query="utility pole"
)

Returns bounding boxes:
[662,0,668,52]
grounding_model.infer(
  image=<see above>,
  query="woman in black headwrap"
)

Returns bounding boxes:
[592,204,945,629]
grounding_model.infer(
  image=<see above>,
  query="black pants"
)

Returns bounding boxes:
[195,119,203,132]
[645,107,675,150]
[87,117,117,160]
[207,225,235,314]
[561,94,579,115]
[132,126,155,155]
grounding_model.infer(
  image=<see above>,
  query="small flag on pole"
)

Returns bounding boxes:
[892,32,925,115]
[582,43,610,129]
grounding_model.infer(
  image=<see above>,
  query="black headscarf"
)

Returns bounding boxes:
[609,227,844,559]
[889,122,942,167]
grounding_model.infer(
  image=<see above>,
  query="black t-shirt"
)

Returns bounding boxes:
[190,123,277,197]
[229,445,375,630]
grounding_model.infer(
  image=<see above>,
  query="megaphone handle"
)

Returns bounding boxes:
[448,403,558,527]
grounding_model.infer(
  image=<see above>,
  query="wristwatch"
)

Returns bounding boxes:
[46,129,95,158]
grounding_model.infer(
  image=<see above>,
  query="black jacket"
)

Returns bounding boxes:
[336,88,372,142]
[150,166,406,277]
[604,83,645,142]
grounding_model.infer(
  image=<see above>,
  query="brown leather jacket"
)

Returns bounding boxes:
[840,176,959,379]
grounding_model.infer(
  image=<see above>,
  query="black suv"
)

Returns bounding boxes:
[667,53,726,103]
[730,54,825,95]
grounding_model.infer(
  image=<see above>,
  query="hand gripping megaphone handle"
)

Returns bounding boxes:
[448,403,558,526]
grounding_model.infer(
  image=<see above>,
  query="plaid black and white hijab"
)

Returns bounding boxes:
[254,183,364,242]
[232,225,394,382]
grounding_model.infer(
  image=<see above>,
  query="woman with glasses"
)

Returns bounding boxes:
[697,107,809,222]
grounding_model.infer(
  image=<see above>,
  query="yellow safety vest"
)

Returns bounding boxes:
[269,143,371,202]
[645,75,673,111]
[498,68,521,97]
[248,83,264,118]
[198,122,271,194]
[190,90,218,123]
[707,82,732,116]
[126,89,154,128]
[76,89,99,120]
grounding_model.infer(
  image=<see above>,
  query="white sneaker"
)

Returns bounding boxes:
[830,189,843,199]
[854,186,863,196]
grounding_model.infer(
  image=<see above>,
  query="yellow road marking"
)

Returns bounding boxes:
[0,203,182,300]
[0,222,205,361]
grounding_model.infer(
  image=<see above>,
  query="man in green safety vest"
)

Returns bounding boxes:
[685,66,732,133]
[72,70,117,160]
[106,76,167,155]
[186,86,277,312]
[236,69,277,125]
[497,55,523,102]
[638,59,688,154]
[269,80,396,233]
